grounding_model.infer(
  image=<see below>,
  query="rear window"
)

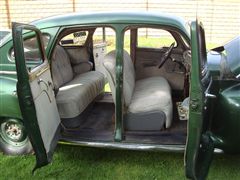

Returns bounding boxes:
[60,31,88,46]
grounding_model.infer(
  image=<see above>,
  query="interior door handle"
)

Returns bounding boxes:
[38,79,49,91]
[42,90,52,103]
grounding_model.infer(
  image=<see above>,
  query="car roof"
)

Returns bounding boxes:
[0,11,190,47]
[31,11,189,35]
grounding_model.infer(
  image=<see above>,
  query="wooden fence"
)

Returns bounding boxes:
[0,0,239,45]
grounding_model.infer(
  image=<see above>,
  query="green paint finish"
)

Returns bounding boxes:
[32,12,189,35]
[12,23,50,170]
[185,21,214,180]
[212,81,240,153]
[114,25,125,141]
[0,76,21,119]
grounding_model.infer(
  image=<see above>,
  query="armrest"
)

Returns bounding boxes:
[73,61,93,74]
[81,61,93,70]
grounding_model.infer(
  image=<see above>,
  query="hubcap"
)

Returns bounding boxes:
[0,119,27,146]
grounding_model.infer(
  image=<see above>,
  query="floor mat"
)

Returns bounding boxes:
[62,98,187,144]
[62,102,115,141]
[79,102,115,131]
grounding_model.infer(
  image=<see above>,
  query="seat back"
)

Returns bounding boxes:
[51,45,74,89]
[103,50,135,106]
[65,47,93,74]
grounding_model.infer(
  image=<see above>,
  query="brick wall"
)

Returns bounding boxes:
[0,0,239,45]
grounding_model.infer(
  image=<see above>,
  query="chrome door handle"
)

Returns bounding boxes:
[38,79,49,91]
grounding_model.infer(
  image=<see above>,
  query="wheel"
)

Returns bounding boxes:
[0,118,32,155]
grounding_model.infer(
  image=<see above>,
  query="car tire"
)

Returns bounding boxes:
[0,118,33,155]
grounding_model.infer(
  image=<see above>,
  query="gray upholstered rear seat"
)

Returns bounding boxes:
[51,45,105,119]
[103,50,172,130]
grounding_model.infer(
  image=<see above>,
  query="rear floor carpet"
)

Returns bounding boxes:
[62,97,187,144]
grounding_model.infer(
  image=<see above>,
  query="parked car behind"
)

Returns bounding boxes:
[0,29,10,42]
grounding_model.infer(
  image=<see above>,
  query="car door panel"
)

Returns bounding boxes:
[12,23,60,170]
[29,64,60,153]
[135,48,185,90]
[185,20,215,180]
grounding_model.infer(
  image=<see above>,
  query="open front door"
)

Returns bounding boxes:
[12,23,61,171]
[185,20,215,180]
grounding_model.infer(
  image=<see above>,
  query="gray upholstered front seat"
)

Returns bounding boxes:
[103,50,172,130]
[51,45,105,119]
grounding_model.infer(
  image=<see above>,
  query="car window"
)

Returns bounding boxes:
[10,34,50,59]
[23,31,47,72]
[10,33,50,71]
[60,31,88,46]
[124,30,130,53]
[93,27,105,44]
[137,28,176,48]
[93,27,115,53]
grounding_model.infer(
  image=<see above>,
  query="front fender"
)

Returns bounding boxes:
[0,76,22,119]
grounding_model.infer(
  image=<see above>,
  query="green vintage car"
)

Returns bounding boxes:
[0,12,239,179]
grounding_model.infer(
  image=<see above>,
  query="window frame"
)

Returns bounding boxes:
[8,33,51,64]
[136,27,178,49]
[59,30,90,47]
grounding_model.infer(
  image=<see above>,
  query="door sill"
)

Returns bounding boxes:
[59,138,185,152]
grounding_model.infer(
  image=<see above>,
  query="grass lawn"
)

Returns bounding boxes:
[1,145,240,179]
[100,35,220,53]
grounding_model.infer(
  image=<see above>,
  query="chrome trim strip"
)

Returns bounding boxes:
[0,71,17,75]
[59,139,185,152]
[236,74,240,79]
[59,140,224,154]
[29,61,49,81]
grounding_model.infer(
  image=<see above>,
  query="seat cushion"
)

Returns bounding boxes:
[56,71,105,118]
[128,76,173,128]
[124,111,166,131]
[103,50,173,130]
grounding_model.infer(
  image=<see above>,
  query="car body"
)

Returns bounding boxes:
[0,29,10,42]
[0,12,240,179]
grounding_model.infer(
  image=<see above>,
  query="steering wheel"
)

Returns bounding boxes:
[158,42,175,68]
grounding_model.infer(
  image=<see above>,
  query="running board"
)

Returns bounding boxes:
[59,138,185,152]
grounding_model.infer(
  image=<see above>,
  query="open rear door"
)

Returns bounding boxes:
[12,23,61,171]
[185,20,215,180]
